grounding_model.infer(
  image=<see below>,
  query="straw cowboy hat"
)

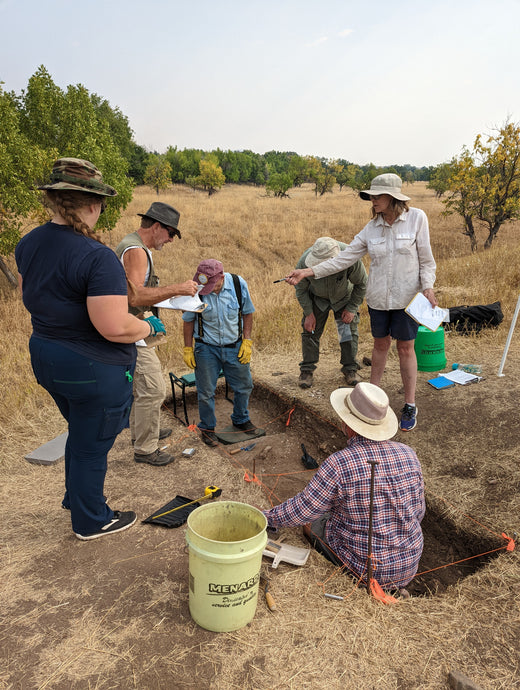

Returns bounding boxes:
[330,382,398,441]
[38,158,117,197]
[305,237,341,267]
[359,173,410,202]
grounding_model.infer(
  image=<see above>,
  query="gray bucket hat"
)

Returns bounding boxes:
[305,237,341,267]
[138,202,181,237]
[359,173,410,202]
[38,158,117,197]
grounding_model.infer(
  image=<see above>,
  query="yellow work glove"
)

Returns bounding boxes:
[238,339,253,364]
[183,346,196,369]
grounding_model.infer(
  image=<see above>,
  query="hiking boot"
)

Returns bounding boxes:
[343,371,361,386]
[132,427,172,446]
[201,429,219,447]
[74,510,137,541]
[298,371,313,389]
[399,404,418,432]
[233,420,257,435]
[134,449,175,466]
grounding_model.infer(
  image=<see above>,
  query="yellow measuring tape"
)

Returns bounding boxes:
[151,485,222,520]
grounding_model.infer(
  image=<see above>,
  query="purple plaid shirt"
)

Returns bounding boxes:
[264,435,425,587]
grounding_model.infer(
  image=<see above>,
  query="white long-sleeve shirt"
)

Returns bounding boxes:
[312,207,436,311]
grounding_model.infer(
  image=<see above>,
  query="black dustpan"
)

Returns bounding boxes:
[142,495,200,528]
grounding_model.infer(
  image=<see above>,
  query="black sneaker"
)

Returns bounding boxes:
[201,430,219,447]
[233,420,257,435]
[298,371,313,389]
[74,511,137,541]
[134,449,175,466]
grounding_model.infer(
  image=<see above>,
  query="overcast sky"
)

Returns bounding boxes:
[1,0,520,167]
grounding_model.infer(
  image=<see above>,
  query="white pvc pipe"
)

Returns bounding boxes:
[497,295,520,377]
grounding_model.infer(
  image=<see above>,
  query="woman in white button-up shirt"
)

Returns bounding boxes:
[286,174,438,433]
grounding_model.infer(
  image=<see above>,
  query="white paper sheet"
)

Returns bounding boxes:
[438,370,480,384]
[154,285,206,313]
[405,292,449,331]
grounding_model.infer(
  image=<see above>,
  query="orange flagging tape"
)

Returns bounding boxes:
[502,533,516,551]
[244,472,252,482]
[369,579,398,604]
[188,424,198,432]
[285,406,295,427]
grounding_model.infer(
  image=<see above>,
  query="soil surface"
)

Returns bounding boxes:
[2,342,519,689]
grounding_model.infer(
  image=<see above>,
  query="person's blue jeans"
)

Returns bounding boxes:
[29,336,135,536]
[194,341,253,430]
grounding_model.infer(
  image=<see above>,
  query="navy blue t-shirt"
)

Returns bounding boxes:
[15,222,136,365]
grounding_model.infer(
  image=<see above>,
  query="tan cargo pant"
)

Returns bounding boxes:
[130,347,166,455]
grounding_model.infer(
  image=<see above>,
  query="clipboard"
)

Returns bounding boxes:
[405,292,449,332]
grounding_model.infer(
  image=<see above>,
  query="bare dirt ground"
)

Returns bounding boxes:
[1,333,519,689]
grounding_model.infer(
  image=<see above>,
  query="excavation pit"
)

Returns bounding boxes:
[168,380,501,597]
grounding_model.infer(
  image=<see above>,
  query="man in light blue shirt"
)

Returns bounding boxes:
[182,259,257,446]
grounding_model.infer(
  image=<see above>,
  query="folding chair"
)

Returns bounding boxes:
[169,371,232,426]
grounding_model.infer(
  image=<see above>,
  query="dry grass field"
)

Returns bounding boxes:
[1,183,519,689]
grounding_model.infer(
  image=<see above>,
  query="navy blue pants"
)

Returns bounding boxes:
[29,337,135,536]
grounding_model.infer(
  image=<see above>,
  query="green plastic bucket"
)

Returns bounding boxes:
[185,501,267,632]
[414,325,447,372]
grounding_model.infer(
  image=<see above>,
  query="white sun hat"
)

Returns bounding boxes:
[359,173,410,202]
[330,382,398,441]
[305,237,341,267]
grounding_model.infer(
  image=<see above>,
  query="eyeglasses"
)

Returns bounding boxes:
[161,223,180,239]
[99,200,107,214]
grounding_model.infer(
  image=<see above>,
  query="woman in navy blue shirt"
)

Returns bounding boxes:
[16,158,158,540]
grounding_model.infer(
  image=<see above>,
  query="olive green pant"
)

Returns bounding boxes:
[300,307,360,374]
[130,346,166,455]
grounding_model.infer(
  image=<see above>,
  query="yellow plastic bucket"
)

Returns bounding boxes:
[185,501,267,632]
[415,325,447,372]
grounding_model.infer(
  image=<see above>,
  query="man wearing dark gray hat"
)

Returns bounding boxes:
[116,202,198,466]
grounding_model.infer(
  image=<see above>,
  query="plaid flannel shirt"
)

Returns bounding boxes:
[264,435,425,587]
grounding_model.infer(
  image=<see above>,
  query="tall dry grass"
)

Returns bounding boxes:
[2,181,519,434]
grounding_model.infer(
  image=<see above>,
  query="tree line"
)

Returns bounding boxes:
[2,66,519,283]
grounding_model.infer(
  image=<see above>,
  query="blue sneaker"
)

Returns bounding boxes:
[399,404,417,431]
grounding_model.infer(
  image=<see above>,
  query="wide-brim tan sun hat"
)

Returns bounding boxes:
[38,158,117,197]
[330,382,398,441]
[359,173,410,202]
[305,237,341,267]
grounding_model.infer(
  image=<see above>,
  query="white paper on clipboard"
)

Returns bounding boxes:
[405,292,449,332]
[154,285,207,313]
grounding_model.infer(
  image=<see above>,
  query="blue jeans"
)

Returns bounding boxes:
[194,341,253,430]
[29,337,135,536]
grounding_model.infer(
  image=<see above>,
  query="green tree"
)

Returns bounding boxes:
[428,162,453,198]
[441,151,480,251]
[0,66,135,286]
[194,157,225,196]
[306,157,343,196]
[336,163,362,191]
[287,155,308,187]
[127,143,150,185]
[0,84,55,285]
[473,122,520,248]
[144,155,172,194]
[266,172,293,198]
